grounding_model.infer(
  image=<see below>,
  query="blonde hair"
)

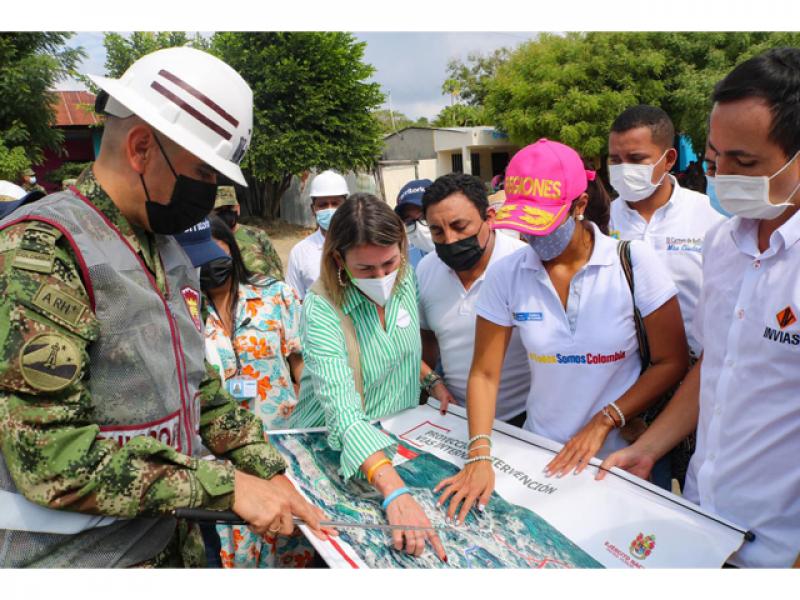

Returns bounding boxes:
[319,193,408,307]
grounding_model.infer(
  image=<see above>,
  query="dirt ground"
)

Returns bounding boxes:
[240,216,315,270]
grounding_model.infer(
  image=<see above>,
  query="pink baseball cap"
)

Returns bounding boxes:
[493,138,596,236]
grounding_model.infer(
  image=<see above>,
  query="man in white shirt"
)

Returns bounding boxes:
[599,47,800,568]
[286,170,349,299]
[608,105,726,359]
[417,173,529,426]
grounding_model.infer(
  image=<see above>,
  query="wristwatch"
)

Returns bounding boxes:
[422,371,442,394]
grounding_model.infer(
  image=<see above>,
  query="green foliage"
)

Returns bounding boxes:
[433,104,487,128]
[373,109,430,134]
[102,32,209,78]
[211,32,385,219]
[0,141,30,181]
[46,160,91,184]
[442,48,510,107]
[0,32,85,173]
[484,32,800,159]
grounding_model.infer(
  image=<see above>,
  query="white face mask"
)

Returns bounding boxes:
[348,268,399,307]
[608,150,669,203]
[715,151,800,220]
[406,221,435,254]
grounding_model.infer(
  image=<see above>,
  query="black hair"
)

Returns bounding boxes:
[610,104,675,151]
[207,214,253,318]
[712,47,800,157]
[214,206,238,230]
[580,160,611,235]
[421,173,488,219]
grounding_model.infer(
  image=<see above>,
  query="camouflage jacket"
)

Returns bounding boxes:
[0,167,287,521]
[236,224,284,281]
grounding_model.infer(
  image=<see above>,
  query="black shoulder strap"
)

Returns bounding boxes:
[617,240,651,372]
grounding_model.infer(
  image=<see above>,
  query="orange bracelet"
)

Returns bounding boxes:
[366,458,392,484]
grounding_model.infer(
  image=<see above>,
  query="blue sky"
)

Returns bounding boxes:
[59,31,539,121]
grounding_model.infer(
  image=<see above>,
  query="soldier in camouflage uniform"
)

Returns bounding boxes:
[19,168,45,194]
[0,47,328,568]
[213,186,284,280]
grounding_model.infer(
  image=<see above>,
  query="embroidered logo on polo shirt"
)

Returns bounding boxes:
[513,312,543,322]
[777,306,797,330]
[763,306,799,346]
[665,236,702,253]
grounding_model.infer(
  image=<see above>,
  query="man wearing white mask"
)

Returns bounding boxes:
[608,105,725,362]
[600,47,800,568]
[286,169,349,299]
[394,179,435,269]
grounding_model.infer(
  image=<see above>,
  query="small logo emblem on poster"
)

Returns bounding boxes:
[629,533,656,560]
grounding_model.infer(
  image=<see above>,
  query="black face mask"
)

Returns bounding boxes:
[141,134,218,235]
[200,256,233,290]
[434,221,491,272]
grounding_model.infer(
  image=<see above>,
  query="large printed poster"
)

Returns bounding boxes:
[276,402,746,568]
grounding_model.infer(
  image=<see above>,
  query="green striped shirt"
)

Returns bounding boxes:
[291,268,422,479]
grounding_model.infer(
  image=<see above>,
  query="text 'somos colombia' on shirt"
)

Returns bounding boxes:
[291,268,421,479]
[476,224,678,457]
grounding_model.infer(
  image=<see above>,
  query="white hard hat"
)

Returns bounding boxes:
[309,170,349,198]
[89,47,253,186]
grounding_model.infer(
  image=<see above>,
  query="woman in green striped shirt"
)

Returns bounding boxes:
[291,194,452,562]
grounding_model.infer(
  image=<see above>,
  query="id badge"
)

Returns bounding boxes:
[228,377,257,399]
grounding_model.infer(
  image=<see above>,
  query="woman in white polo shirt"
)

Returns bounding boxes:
[435,139,689,524]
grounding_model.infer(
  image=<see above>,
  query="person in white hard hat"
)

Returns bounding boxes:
[0,46,331,568]
[286,169,349,299]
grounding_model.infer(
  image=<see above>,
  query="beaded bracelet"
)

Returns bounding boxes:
[464,455,494,466]
[468,434,492,447]
[467,444,492,455]
[366,458,392,484]
[381,487,411,511]
[608,402,626,429]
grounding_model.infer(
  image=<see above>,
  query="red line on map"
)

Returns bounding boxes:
[327,536,360,569]
[398,421,451,448]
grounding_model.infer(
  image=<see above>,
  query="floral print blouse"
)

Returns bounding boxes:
[205,279,303,430]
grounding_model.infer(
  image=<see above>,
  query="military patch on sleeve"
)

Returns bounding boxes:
[181,286,203,332]
[11,224,60,274]
[32,283,87,328]
[19,332,81,392]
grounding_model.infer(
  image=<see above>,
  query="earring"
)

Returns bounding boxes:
[576,214,585,221]
[337,267,346,287]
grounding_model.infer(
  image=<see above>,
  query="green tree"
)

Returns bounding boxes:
[0,33,85,178]
[484,32,800,160]
[433,104,487,128]
[373,109,416,135]
[212,32,385,220]
[102,32,209,78]
[442,48,510,107]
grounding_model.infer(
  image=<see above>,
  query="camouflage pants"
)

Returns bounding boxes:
[131,520,207,568]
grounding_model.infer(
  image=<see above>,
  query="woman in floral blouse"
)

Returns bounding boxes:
[201,215,312,568]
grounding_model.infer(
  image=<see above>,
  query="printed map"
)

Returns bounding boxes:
[271,430,602,569]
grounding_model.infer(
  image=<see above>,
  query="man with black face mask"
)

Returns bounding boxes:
[416,173,529,425]
[0,47,328,568]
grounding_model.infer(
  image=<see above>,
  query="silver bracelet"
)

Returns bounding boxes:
[468,434,492,447]
[608,402,626,429]
[464,455,494,465]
